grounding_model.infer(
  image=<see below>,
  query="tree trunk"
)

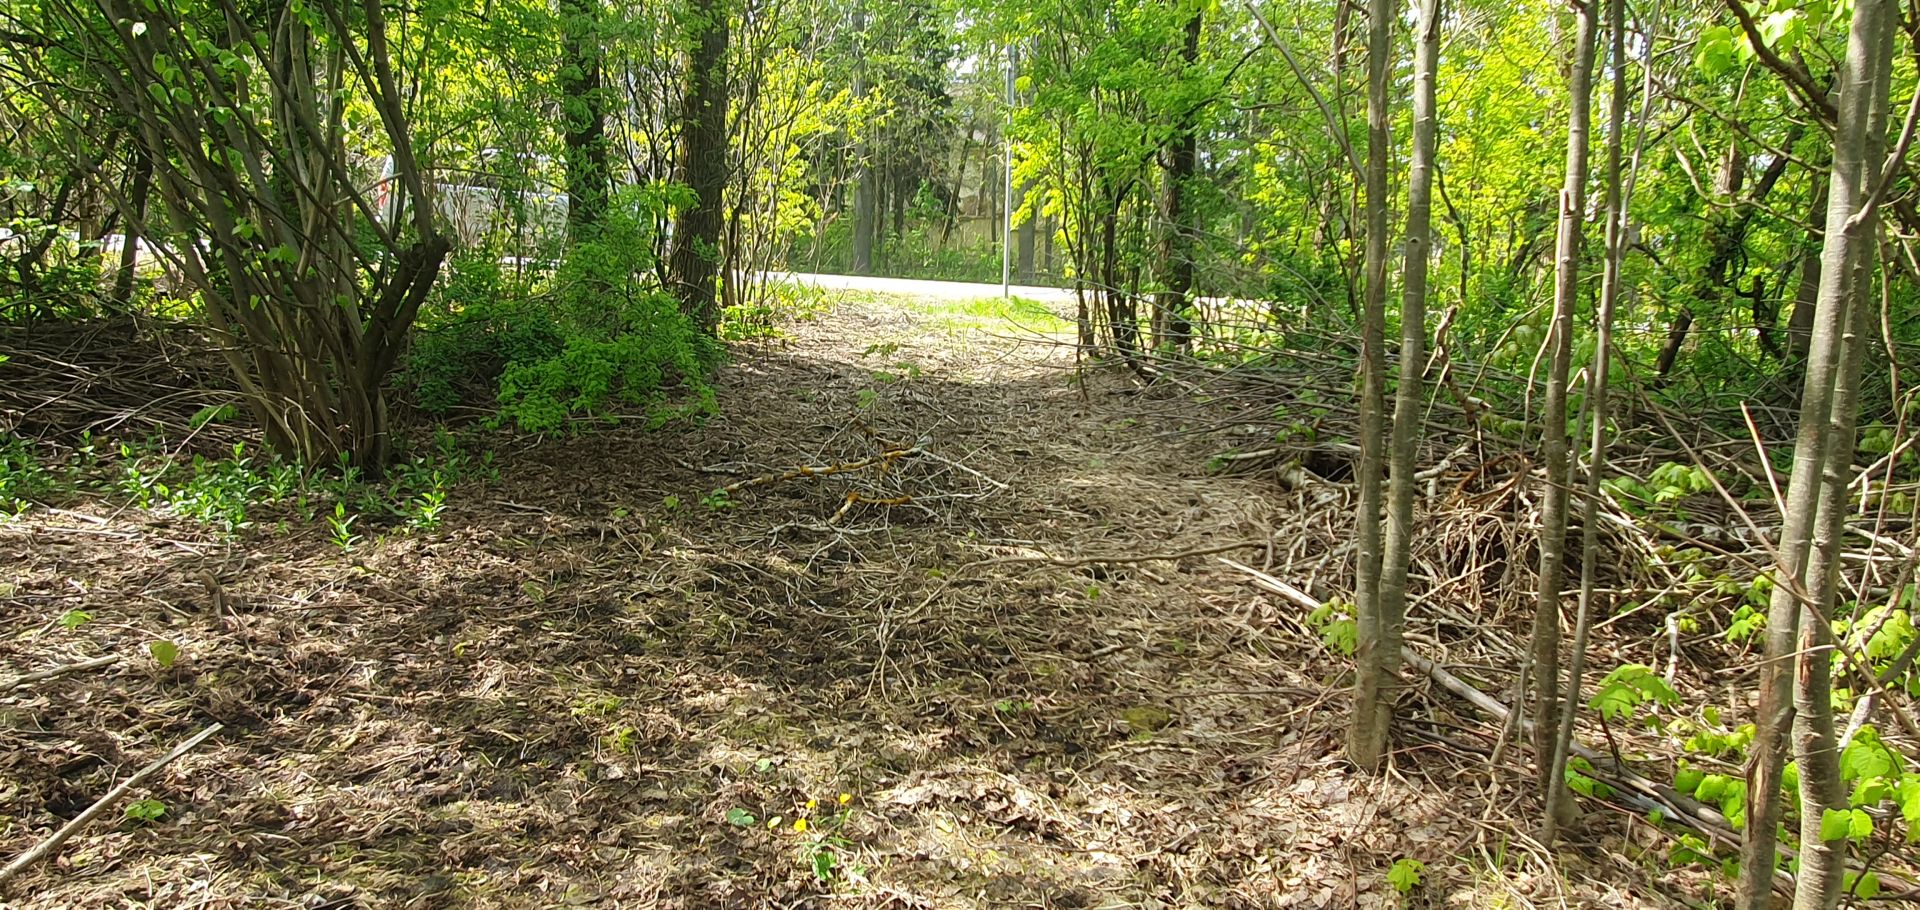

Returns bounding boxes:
[1736,1,1893,906]
[851,6,877,275]
[1016,181,1036,282]
[1100,182,1136,356]
[1787,179,1829,361]
[559,0,610,240]
[1153,4,1203,355]
[667,0,730,332]
[1356,0,1439,770]
[110,148,151,312]
[1346,0,1396,770]
[1659,129,1799,377]
[1790,15,1892,910]
[1526,0,1596,805]
[1544,0,1632,840]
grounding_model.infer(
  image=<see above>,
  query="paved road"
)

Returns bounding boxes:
[759,271,1077,305]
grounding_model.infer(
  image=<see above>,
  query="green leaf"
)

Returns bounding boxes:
[811,847,837,881]
[1386,858,1424,894]
[125,798,166,822]
[1821,807,1853,842]
[57,609,92,630]
[1850,808,1874,841]
[725,807,755,827]
[148,639,179,668]
[1694,25,1736,75]
[1897,776,1920,823]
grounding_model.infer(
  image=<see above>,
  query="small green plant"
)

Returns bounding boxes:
[1386,857,1424,894]
[1605,461,1715,517]
[725,807,757,827]
[571,694,625,717]
[1564,756,1615,798]
[701,489,734,511]
[56,609,91,630]
[327,503,360,551]
[147,639,180,669]
[994,698,1035,716]
[0,436,58,514]
[787,793,859,885]
[1307,599,1358,656]
[124,798,167,823]
[1588,663,1680,726]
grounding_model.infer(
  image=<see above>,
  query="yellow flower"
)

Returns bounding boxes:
[838,793,852,805]
[806,799,818,810]
[793,818,808,833]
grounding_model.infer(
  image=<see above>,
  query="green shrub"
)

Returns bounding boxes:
[407,186,718,431]
[406,256,564,415]
[0,435,58,513]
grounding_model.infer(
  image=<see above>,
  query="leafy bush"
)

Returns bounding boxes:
[0,434,58,513]
[406,256,565,415]
[407,188,718,432]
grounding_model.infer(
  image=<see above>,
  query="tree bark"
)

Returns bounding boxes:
[1545,0,1632,840]
[109,148,151,312]
[1787,179,1829,361]
[851,5,877,274]
[1016,180,1036,282]
[1153,3,1203,355]
[1789,16,1893,910]
[559,0,610,240]
[1736,1,1893,906]
[1526,0,1596,804]
[668,0,731,332]
[1657,130,1798,378]
[1346,0,1396,771]
[1357,0,1439,770]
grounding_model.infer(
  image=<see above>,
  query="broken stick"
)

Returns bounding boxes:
[2,655,120,693]
[0,722,224,888]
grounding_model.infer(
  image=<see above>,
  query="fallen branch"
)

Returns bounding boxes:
[1,655,119,693]
[0,722,223,888]
[716,446,926,495]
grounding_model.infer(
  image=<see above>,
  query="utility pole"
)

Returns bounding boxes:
[1002,43,1015,298]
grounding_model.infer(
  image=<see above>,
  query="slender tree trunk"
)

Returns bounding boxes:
[1153,3,1203,355]
[667,0,730,332]
[110,149,151,312]
[1787,179,1829,361]
[1100,181,1136,356]
[851,5,877,274]
[1544,0,1634,839]
[1355,0,1440,769]
[1737,1,1893,906]
[1659,130,1798,376]
[1791,19,1893,910]
[1016,181,1036,282]
[1346,0,1397,770]
[1526,0,1596,801]
[559,0,610,240]
[1043,213,1056,280]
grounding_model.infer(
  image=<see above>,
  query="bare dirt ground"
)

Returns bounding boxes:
[3,293,1698,908]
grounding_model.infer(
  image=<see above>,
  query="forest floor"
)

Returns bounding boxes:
[4,290,1706,909]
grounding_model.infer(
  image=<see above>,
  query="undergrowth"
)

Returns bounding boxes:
[406,189,722,433]
[0,427,492,541]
